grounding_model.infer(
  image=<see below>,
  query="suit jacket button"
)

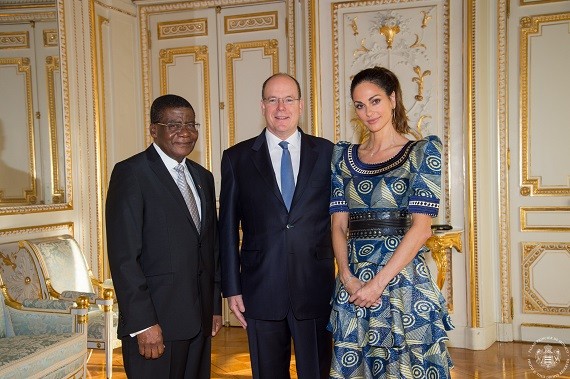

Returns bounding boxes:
[286,224,294,229]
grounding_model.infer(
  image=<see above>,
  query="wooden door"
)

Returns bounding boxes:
[508,0,570,348]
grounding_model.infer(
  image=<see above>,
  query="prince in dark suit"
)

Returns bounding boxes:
[106,95,222,378]
[219,73,335,379]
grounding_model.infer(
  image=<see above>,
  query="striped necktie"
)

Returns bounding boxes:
[174,163,201,233]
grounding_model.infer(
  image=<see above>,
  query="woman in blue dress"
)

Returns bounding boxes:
[328,66,453,378]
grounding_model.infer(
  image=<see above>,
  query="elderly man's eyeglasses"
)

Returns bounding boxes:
[156,122,200,133]
[262,97,300,106]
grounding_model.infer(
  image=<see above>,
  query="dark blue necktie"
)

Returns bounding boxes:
[279,141,295,211]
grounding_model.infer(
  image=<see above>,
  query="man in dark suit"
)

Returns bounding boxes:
[219,73,335,379]
[106,94,222,378]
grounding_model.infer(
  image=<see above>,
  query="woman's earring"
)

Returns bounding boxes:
[392,108,396,125]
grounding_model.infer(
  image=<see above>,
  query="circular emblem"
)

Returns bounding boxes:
[528,336,569,378]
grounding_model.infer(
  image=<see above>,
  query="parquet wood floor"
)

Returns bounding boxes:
[86,326,568,378]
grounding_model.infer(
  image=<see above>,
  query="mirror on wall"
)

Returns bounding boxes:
[0,0,70,214]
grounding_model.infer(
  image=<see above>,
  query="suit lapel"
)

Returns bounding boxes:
[250,130,284,207]
[145,146,200,234]
[291,130,318,210]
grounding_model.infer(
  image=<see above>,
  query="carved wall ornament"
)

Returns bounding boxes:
[353,39,371,57]
[157,19,208,39]
[224,11,278,34]
[415,115,431,137]
[412,65,431,101]
[43,29,58,46]
[351,16,359,36]
[379,23,400,49]
[0,31,29,49]
[410,34,426,49]
[421,10,432,28]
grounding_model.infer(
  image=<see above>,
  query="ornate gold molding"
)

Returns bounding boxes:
[0,31,29,49]
[497,0,512,324]
[308,1,319,136]
[0,0,73,215]
[467,0,480,328]
[224,11,278,34]
[520,0,568,5]
[521,207,570,232]
[45,55,64,203]
[225,39,279,147]
[159,46,213,170]
[56,0,72,213]
[93,0,136,17]
[158,18,207,39]
[521,323,570,329]
[43,29,58,47]
[520,12,570,196]
[0,57,37,205]
[0,11,56,24]
[0,222,73,238]
[522,242,570,314]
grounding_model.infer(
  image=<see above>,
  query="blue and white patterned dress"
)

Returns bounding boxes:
[328,135,453,379]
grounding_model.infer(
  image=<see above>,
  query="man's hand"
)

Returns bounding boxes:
[136,324,164,359]
[212,315,223,336]
[228,295,247,329]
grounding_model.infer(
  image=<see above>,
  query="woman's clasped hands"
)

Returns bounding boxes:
[342,274,383,308]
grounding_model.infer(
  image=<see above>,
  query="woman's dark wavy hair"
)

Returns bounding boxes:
[350,66,411,136]
[150,94,194,124]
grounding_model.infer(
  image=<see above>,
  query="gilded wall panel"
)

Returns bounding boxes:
[224,11,278,34]
[225,39,279,146]
[0,31,29,49]
[0,4,72,215]
[522,242,570,314]
[520,207,570,232]
[45,55,64,203]
[159,46,212,170]
[520,13,570,196]
[0,57,37,205]
[157,18,207,39]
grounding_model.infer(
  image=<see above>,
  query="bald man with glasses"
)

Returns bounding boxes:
[219,73,335,379]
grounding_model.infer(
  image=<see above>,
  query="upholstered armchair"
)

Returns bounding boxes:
[0,281,89,378]
[0,235,119,378]
[19,235,120,379]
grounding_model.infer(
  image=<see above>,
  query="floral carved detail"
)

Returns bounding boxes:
[412,65,431,101]
[0,247,42,303]
[379,24,400,49]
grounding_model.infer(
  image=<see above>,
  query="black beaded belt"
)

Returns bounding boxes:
[348,210,411,239]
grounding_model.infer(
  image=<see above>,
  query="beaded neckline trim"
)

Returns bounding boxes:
[345,140,416,176]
